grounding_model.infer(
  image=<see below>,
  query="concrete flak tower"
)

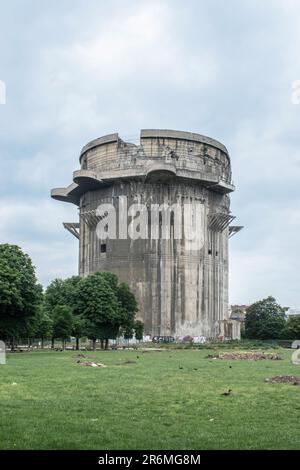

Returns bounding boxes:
[51,129,242,338]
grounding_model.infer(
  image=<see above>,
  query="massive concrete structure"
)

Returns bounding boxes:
[51,129,241,338]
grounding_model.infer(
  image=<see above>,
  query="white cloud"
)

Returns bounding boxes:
[230,201,300,306]
[60,3,217,89]
[0,0,300,306]
[0,198,78,285]
[0,198,77,238]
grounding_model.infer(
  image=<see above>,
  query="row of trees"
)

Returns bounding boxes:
[44,273,144,349]
[244,296,300,340]
[1,244,299,347]
[0,244,143,349]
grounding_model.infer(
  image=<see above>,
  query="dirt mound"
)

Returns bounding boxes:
[207,352,282,361]
[115,360,137,365]
[79,361,107,368]
[265,375,300,385]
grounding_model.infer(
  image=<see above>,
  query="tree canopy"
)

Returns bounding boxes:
[134,320,144,341]
[74,272,140,348]
[52,305,74,348]
[0,246,142,349]
[283,315,300,339]
[0,244,42,343]
[44,276,81,314]
[244,296,287,339]
[76,272,122,348]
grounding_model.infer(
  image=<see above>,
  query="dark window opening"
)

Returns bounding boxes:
[170,212,174,226]
[208,249,212,255]
[215,251,219,256]
[100,243,107,253]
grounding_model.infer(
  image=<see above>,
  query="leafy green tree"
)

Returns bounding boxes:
[117,282,138,329]
[77,272,121,350]
[45,276,81,313]
[97,324,120,350]
[45,276,82,348]
[117,282,140,346]
[77,272,138,348]
[134,320,144,341]
[244,296,287,340]
[0,244,43,349]
[122,325,134,347]
[72,315,87,350]
[63,276,82,313]
[45,272,139,350]
[100,272,119,291]
[52,305,74,349]
[283,315,300,339]
[44,279,66,312]
[34,306,53,348]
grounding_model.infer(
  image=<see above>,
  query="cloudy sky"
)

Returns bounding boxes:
[0,0,299,308]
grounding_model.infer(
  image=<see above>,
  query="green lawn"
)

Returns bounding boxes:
[0,348,299,449]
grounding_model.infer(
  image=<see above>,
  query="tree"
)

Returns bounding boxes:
[117,282,139,329]
[117,282,140,346]
[283,315,300,339]
[52,305,73,349]
[76,272,140,350]
[72,315,87,350]
[122,325,134,347]
[77,272,121,350]
[34,306,53,348]
[45,276,82,348]
[244,296,287,340]
[45,276,81,313]
[0,244,43,349]
[100,272,119,291]
[134,320,144,342]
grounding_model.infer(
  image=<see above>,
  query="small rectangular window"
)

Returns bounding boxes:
[208,249,212,255]
[100,243,107,253]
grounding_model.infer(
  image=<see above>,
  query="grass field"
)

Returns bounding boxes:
[0,348,299,450]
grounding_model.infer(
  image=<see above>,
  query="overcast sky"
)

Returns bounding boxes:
[0,0,299,308]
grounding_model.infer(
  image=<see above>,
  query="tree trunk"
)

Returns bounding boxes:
[92,339,96,351]
[100,339,104,350]
[41,338,44,349]
[76,337,79,350]
[11,337,15,351]
[105,339,109,350]
[51,338,54,349]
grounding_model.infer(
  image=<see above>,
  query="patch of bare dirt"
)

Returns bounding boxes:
[115,360,137,365]
[78,361,107,368]
[206,352,282,361]
[265,375,300,385]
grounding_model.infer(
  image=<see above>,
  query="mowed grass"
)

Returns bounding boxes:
[0,348,299,449]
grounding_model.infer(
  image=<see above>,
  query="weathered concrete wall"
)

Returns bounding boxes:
[52,129,236,338]
[80,182,229,337]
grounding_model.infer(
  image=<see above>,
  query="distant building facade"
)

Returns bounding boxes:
[230,305,248,323]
